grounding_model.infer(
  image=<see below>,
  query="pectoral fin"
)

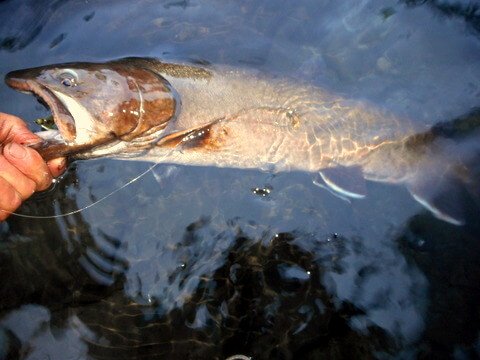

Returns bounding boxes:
[318,165,367,199]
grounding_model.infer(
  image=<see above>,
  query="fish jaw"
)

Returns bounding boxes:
[5,68,106,160]
[5,75,77,144]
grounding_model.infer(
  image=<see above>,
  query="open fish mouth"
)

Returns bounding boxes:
[4,73,110,160]
[5,76,76,144]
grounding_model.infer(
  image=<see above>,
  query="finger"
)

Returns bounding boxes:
[3,142,53,191]
[0,155,36,200]
[0,176,22,221]
[47,157,67,178]
[0,112,41,145]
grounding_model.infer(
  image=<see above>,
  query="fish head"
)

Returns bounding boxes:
[5,61,176,159]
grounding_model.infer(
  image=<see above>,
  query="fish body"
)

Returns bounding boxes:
[5,58,479,225]
[124,59,416,178]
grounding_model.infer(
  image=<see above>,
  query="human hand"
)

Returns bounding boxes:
[0,112,66,221]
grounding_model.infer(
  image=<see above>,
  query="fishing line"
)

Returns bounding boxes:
[3,146,180,219]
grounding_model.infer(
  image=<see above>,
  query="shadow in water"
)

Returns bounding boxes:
[398,214,480,359]
[80,229,399,359]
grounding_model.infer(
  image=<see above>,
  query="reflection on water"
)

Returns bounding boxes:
[1,0,480,359]
[0,0,69,52]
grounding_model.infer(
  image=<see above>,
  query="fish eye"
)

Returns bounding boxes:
[59,71,78,87]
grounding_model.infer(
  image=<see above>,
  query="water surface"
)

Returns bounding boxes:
[1,0,480,359]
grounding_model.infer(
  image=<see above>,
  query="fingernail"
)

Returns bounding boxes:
[57,158,66,171]
[7,143,27,159]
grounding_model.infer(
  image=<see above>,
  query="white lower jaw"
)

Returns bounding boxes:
[51,89,96,144]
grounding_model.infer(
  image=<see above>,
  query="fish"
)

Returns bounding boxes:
[4,57,480,225]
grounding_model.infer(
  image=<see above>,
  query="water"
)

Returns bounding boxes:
[0,0,480,358]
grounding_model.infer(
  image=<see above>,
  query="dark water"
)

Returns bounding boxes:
[1,0,480,359]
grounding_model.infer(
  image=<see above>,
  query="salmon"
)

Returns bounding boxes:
[5,57,480,225]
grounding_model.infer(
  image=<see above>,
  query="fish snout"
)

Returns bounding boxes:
[5,70,32,91]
